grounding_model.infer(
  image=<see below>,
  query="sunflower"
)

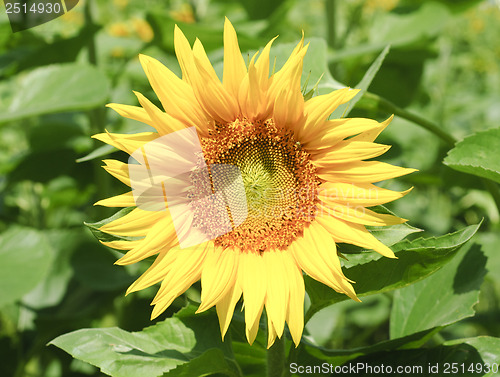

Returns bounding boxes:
[93,18,415,348]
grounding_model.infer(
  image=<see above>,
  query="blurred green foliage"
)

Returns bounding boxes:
[1,0,500,376]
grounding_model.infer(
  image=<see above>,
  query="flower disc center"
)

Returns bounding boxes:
[198,118,319,252]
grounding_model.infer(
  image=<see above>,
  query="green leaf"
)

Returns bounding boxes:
[71,242,134,292]
[331,45,391,119]
[76,144,116,163]
[444,128,500,184]
[444,336,500,366]
[21,229,81,309]
[0,63,110,124]
[0,227,54,307]
[390,243,487,338]
[163,349,235,377]
[85,207,137,244]
[50,306,237,377]
[305,222,481,322]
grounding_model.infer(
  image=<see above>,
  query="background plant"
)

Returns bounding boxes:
[1,0,500,376]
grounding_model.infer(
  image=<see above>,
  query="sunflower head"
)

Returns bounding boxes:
[93,18,415,348]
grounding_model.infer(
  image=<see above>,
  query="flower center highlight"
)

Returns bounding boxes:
[197,118,320,252]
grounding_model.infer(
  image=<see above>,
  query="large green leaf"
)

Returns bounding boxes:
[0,227,54,307]
[0,63,110,124]
[444,128,500,184]
[50,306,237,377]
[305,223,481,322]
[390,243,486,338]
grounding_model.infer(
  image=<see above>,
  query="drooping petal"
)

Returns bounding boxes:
[291,223,358,300]
[150,243,210,319]
[239,251,267,345]
[216,279,242,339]
[283,252,305,347]
[263,250,289,340]
[316,215,396,258]
[197,247,239,312]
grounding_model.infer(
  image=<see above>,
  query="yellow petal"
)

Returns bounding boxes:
[351,115,393,142]
[240,252,266,344]
[267,316,278,349]
[312,141,390,165]
[263,250,288,339]
[216,279,242,339]
[318,182,412,207]
[283,253,305,347]
[115,216,178,265]
[126,250,173,294]
[133,91,188,135]
[106,103,151,125]
[316,215,396,258]
[317,161,417,183]
[101,159,130,186]
[100,239,143,251]
[297,88,359,141]
[99,206,165,237]
[94,191,136,207]
[150,243,209,318]
[138,54,211,136]
[223,17,247,98]
[191,39,239,123]
[318,202,407,227]
[174,24,196,84]
[93,130,159,156]
[302,117,386,150]
[197,247,239,312]
[291,223,358,300]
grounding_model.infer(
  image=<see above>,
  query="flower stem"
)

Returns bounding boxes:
[267,336,285,377]
[363,91,457,147]
[325,0,337,49]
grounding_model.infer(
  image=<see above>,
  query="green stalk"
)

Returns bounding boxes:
[325,0,337,49]
[363,91,456,146]
[267,336,286,377]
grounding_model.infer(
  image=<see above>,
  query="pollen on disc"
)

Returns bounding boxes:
[195,118,320,252]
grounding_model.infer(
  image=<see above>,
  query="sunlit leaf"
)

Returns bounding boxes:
[0,63,110,124]
[390,243,486,338]
[50,305,237,377]
[444,128,500,184]
[0,227,54,306]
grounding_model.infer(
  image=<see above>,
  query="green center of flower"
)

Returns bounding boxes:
[198,118,319,252]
